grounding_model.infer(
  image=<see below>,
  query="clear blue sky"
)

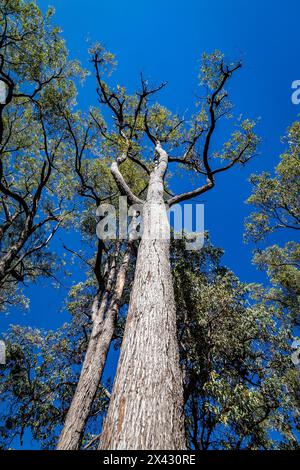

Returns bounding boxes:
[1,0,300,338]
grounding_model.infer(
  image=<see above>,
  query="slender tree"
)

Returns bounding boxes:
[56,113,145,449]
[57,241,133,449]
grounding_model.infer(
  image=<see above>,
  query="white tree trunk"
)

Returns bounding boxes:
[99,162,186,450]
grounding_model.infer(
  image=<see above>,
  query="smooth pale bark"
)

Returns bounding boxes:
[99,145,186,450]
[57,243,132,450]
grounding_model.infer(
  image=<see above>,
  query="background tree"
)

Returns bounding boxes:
[246,120,299,327]
[173,237,298,450]
[0,0,82,310]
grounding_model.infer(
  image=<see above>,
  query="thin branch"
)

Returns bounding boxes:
[83,434,101,450]
[167,180,214,206]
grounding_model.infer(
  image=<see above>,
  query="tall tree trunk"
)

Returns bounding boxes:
[57,243,132,450]
[99,150,186,450]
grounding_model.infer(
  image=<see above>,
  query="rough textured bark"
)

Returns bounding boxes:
[57,243,132,450]
[99,144,186,450]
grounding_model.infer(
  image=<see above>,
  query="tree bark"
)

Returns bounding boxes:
[57,243,132,450]
[99,146,186,450]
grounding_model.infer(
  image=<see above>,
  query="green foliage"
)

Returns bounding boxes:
[0,322,109,449]
[246,121,300,241]
[0,0,84,311]
[246,121,300,326]
[173,237,299,449]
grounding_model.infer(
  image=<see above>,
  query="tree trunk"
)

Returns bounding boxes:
[57,243,132,450]
[99,153,186,450]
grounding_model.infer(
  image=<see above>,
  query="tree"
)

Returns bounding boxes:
[89,46,259,449]
[0,0,82,310]
[56,242,133,450]
[56,119,144,448]
[246,120,300,327]
[173,237,298,449]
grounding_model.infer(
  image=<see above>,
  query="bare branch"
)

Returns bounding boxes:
[212,142,251,175]
[111,157,144,205]
[167,180,214,206]
[144,110,157,145]
[83,434,101,450]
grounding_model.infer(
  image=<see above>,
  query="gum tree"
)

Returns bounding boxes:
[246,121,300,327]
[57,114,144,449]
[173,238,298,449]
[0,0,81,309]
[90,47,259,449]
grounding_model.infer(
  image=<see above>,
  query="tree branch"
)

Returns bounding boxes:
[111,157,144,205]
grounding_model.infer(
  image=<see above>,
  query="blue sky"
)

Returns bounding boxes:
[1,0,300,447]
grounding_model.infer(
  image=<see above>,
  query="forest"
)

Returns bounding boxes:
[0,0,299,453]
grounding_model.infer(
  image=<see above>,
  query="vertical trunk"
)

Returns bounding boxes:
[57,244,132,450]
[99,163,186,450]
